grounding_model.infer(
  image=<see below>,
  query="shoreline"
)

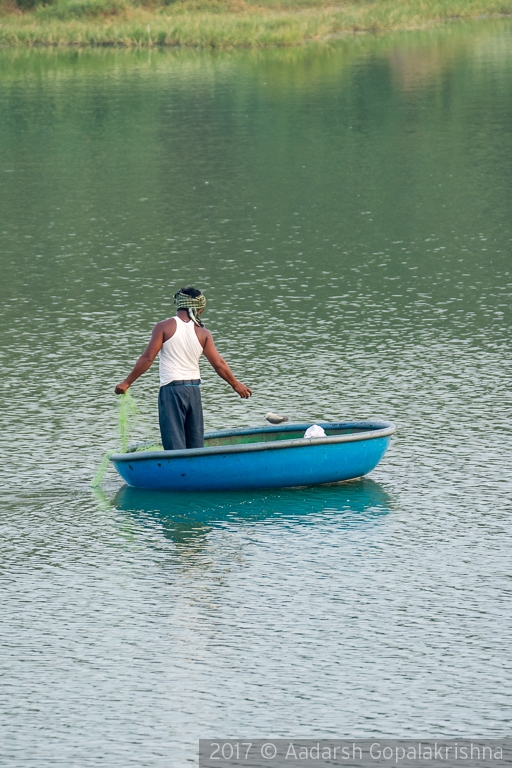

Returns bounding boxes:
[0,1,511,48]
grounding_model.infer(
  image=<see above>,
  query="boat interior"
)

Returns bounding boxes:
[204,424,372,447]
[127,424,376,453]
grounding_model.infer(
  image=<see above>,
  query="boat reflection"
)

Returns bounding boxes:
[113,478,393,542]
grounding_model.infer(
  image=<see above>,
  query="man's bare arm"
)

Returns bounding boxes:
[114,322,167,395]
[202,332,252,399]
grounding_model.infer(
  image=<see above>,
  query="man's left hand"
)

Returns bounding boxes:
[233,382,252,399]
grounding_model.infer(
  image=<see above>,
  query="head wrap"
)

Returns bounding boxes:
[173,288,206,327]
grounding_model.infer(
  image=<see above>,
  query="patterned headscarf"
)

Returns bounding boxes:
[173,288,206,327]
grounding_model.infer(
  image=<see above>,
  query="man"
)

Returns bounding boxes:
[115,286,252,450]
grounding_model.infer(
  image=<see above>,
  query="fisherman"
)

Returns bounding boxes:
[114,286,252,450]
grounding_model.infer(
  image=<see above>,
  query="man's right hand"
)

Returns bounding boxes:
[233,381,252,399]
[115,381,130,395]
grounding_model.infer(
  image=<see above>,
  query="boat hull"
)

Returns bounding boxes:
[110,421,395,491]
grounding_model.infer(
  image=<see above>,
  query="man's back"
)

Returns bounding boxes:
[159,315,204,387]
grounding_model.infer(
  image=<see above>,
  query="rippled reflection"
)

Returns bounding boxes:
[113,479,392,543]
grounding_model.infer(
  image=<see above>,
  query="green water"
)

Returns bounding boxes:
[0,21,511,766]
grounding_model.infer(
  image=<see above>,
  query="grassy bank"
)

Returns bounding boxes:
[0,0,511,48]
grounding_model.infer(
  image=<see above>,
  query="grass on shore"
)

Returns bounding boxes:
[0,0,511,48]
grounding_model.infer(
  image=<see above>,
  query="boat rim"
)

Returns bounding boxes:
[110,420,396,463]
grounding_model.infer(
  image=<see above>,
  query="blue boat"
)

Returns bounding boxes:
[110,420,395,491]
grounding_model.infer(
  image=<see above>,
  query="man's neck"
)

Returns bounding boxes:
[177,309,191,322]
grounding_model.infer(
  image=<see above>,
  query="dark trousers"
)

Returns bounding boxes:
[158,381,204,451]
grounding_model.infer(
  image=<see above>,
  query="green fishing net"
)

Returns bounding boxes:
[118,388,140,453]
[91,391,162,487]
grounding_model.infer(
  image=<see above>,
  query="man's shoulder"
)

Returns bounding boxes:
[153,317,176,341]
[195,325,211,347]
[154,317,176,330]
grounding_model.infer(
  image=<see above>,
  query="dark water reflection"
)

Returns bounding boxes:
[1,21,511,766]
[114,478,391,544]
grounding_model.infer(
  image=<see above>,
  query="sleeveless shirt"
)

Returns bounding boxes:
[159,316,203,386]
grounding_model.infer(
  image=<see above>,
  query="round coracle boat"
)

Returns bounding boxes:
[109,420,396,492]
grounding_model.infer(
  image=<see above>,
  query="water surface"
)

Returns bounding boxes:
[0,21,511,766]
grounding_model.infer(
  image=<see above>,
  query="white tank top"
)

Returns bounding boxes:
[159,316,203,386]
